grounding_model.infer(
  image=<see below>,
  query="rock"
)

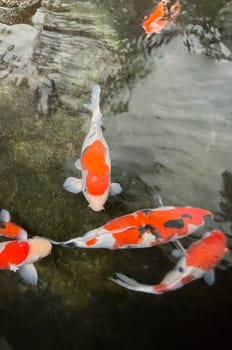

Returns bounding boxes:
[0,0,40,8]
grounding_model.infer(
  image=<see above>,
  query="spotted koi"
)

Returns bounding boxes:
[143,0,181,36]
[111,229,227,294]
[52,206,213,249]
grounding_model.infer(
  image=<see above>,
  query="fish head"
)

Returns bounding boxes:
[26,237,52,263]
[156,257,201,293]
[82,169,110,211]
[85,191,108,212]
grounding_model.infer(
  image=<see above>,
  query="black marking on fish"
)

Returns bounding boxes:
[0,222,6,229]
[138,224,159,239]
[88,130,96,139]
[164,219,184,229]
[141,209,151,216]
[181,214,192,219]
[62,242,77,248]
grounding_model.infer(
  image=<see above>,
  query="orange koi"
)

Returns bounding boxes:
[0,209,27,240]
[63,85,122,211]
[0,237,52,285]
[53,206,213,249]
[143,0,181,36]
[112,230,227,294]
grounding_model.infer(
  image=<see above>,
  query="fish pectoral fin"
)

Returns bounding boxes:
[18,264,38,285]
[171,248,183,259]
[74,159,82,170]
[9,264,18,272]
[18,229,28,240]
[173,240,187,256]
[63,177,82,194]
[203,269,215,286]
[0,209,11,222]
[109,183,123,196]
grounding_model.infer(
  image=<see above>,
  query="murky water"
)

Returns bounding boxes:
[0,0,232,349]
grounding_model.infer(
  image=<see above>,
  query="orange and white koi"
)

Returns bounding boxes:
[63,85,122,211]
[0,237,52,285]
[143,0,181,36]
[112,229,227,294]
[0,209,27,240]
[53,206,213,249]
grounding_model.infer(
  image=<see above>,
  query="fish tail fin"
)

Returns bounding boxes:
[110,273,157,294]
[84,84,101,114]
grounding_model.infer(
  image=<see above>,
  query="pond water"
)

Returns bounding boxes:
[0,0,232,349]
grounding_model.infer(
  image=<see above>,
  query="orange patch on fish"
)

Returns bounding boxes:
[86,237,98,246]
[181,274,195,285]
[104,214,138,231]
[112,228,141,249]
[0,241,29,269]
[153,282,169,293]
[81,140,110,195]
[0,222,22,239]
[186,230,227,271]
[105,207,212,246]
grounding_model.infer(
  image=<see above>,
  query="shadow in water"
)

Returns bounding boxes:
[0,266,232,350]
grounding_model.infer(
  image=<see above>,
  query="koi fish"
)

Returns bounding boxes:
[63,85,122,211]
[111,229,228,294]
[0,209,27,240]
[0,237,52,285]
[143,0,181,36]
[53,206,213,249]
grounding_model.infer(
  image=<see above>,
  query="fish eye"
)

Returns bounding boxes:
[178,266,184,273]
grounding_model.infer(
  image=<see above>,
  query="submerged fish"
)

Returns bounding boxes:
[143,0,181,36]
[63,85,122,211]
[0,209,27,240]
[111,229,227,294]
[0,237,52,285]
[52,206,213,249]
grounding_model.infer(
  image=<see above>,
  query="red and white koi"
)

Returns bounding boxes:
[0,209,27,240]
[111,229,228,294]
[63,85,122,211]
[53,206,213,249]
[0,237,52,285]
[143,0,181,37]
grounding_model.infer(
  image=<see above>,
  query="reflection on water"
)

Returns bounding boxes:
[0,0,232,348]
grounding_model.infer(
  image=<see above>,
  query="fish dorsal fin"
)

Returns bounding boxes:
[153,193,164,207]
[75,159,82,170]
[63,177,82,194]
[109,183,123,196]
[0,209,11,223]
[18,264,38,285]
[203,269,215,286]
